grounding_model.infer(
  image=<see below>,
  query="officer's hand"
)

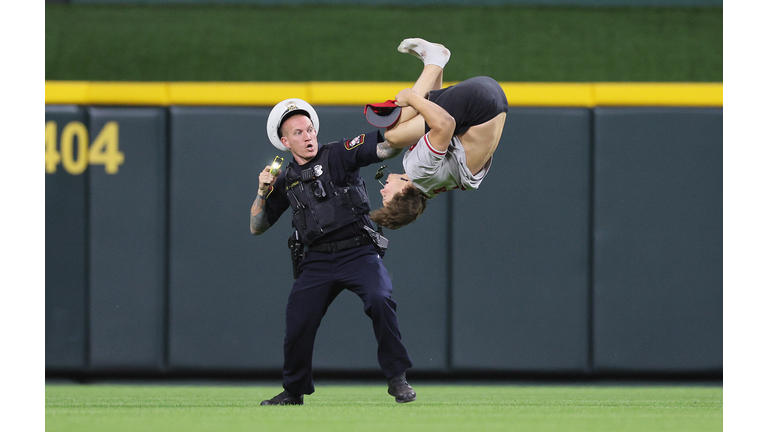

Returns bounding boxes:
[395,88,416,107]
[258,165,280,195]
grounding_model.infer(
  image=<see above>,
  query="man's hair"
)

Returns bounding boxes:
[278,111,310,139]
[370,185,428,229]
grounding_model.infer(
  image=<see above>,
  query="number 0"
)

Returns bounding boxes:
[60,122,89,175]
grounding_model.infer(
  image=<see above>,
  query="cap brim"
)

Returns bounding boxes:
[364,103,402,128]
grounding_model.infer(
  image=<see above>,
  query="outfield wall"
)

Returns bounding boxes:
[45,83,722,377]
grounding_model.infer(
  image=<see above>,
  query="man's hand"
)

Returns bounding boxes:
[258,165,280,195]
[395,88,417,107]
[251,165,279,235]
[376,140,403,160]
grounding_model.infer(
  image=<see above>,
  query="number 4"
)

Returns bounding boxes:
[89,122,124,174]
[45,121,61,173]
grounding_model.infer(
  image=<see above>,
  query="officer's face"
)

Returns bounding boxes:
[280,115,318,164]
[380,173,411,206]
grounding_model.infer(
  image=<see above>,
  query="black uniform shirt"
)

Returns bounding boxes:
[264,130,384,244]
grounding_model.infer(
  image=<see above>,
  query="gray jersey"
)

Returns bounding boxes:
[402,132,492,198]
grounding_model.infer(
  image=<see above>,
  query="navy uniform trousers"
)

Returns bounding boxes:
[282,243,413,396]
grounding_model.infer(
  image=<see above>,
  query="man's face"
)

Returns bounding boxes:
[280,114,318,164]
[380,173,411,206]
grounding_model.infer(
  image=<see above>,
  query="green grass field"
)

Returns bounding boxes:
[45,5,722,82]
[45,383,722,432]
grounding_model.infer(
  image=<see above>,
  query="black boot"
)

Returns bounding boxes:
[387,373,416,403]
[260,390,304,406]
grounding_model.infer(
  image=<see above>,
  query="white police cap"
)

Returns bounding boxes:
[266,98,320,151]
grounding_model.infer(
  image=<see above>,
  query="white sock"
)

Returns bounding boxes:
[398,38,451,68]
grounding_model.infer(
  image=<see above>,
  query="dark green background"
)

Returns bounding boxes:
[45,4,722,82]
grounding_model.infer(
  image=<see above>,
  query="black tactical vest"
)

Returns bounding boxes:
[283,145,371,245]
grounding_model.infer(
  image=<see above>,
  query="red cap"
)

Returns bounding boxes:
[364,100,402,128]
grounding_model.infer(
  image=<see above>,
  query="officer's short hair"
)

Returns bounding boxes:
[370,185,428,229]
[278,111,311,139]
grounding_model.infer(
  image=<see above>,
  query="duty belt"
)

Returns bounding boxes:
[308,235,373,253]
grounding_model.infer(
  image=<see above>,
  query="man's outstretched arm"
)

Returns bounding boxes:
[395,88,455,153]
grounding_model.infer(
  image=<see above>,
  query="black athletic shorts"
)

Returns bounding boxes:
[427,76,508,136]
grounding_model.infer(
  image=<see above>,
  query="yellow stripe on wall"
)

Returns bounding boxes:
[45,81,723,107]
[309,82,414,105]
[169,82,311,105]
[593,83,724,107]
[502,83,595,107]
[88,82,171,106]
[45,81,91,105]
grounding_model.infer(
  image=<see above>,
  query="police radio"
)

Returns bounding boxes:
[270,156,284,175]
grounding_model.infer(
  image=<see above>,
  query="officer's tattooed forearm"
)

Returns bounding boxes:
[377,140,403,160]
[250,194,271,235]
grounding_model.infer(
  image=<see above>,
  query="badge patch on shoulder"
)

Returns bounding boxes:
[344,134,365,150]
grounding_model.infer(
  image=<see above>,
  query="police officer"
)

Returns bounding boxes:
[250,99,416,405]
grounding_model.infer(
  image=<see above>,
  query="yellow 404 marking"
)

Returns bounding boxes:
[45,121,125,175]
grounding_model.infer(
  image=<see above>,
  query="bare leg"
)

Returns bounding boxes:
[457,112,507,175]
[394,64,443,128]
[414,64,444,95]
[385,38,450,149]
[384,115,427,149]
